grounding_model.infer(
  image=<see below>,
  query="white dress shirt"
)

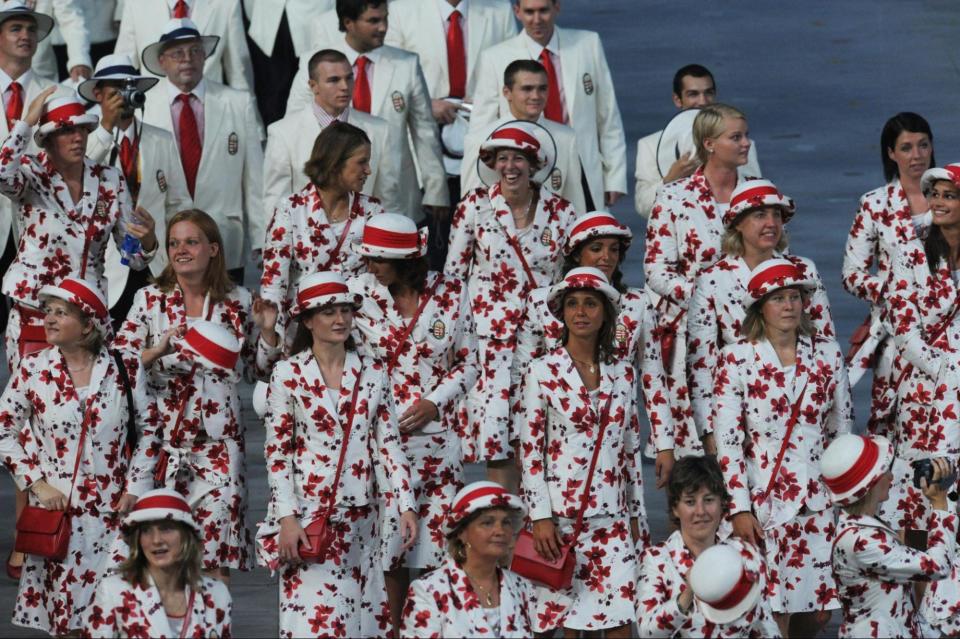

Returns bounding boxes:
[437,0,469,52]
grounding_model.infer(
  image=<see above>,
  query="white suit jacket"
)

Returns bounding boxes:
[470,27,627,204]
[247,0,331,57]
[51,0,117,46]
[115,0,254,92]
[287,36,449,216]
[263,106,400,214]
[461,114,585,213]
[142,79,265,269]
[634,128,761,218]
[384,0,516,100]
[86,121,190,307]
[33,0,91,80]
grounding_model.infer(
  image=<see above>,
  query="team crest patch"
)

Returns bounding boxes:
[550,167,562,191]
[540,227,552,246]
[392,91,406,113]
[227,132,239,155]
[615,322,627,343]
[432,319,446,340]
[583,73,594,95]
[156,170,168,193]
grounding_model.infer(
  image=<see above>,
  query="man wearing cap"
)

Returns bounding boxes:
[460,59,585,212]
[264,48,399,215]
[285,0,448,224]
[469,0,626,210]
[634,64,762,218]
[81,54,190,326]
[115,0,253,92]
[140,18,264,284]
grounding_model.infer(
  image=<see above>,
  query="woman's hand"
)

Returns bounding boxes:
[125,206,158,252]
[922,457,955,511]
[113,493,138,514]
[278,516,308,565]
[399,510,418,552]
[252,296,279,347]
[677,574,695,614]
[655,449,675,489]
[730,511,763,546]
[398,400,439,433]
[25,87,57,127]
[30,479,67,510]
[532,518,564,562]
[142,325,186,368]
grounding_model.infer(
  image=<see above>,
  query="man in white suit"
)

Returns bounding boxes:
[264,48,398,215]
[31,0,91,82]
[286,0,447,223]
[80,54,190,325]
[634,64,762,218]
[470,0,626,210]
[461,59,585,212]
[50,0,118,73]
[139,18,263,282]
[115,0,253,92]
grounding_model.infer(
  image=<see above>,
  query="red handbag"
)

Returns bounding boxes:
[298,377,362,563]
[16,307,50,359]
[511,391,614,590]
[845,314,873,365]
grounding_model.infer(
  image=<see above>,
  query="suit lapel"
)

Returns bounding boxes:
[446,560,490,635]
[792,335,812,403]
[150,81,177,134]
[489,183,518,236]
[371,50,393,117]
[85,348,112,409]
[76,160,100,224]
[466,3,486,78]
[198,84,226,178]
[555,27,578,120]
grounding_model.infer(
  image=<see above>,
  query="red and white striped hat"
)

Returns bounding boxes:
[689,542,763,624]
[123,488,199,532]
[39,277,110,333]
[445,481,525,536]
[820,434,893,506]
[478,120,557,187]
[353,213,428,259]
[180,320,240,372]
[723,179,795,228]
[741,258,815,310]
[564,210,633,256]
[546,266,620,318]
[921,163,960,195]
[34,92,99,145]
[291,271,361,318]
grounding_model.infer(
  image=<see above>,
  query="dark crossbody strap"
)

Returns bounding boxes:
[111,350,137,456]
[759,381,808,505]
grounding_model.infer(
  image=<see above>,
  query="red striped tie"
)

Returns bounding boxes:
[539,49,564,123]
[5,81,22,130]
[172,0,189,18]
[447,10,466,98]
[177,93,201,198]
[353,55,372,113]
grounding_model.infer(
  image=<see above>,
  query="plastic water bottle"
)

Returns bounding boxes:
[119,234,141,266]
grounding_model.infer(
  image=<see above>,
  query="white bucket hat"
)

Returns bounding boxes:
[353,212,428,259]
[564,210,633,256]
[252,380,269,419]
[724,178,795,228]
[291,271,361,319]
[478,120,557,187]
[741,258,815,310]
[180,320,240,372]
[656,108,699,177]
[77,53,159,103]
[921,163,960,195]
[440,98,471,175]
[0,1,53,41]
[689,542,763,624]
[123,488,199,532]
[821,434,894,506]
[34,92,99,145]
[39,277,110,334]
[141,18,220,77]
[546,266,620,318]
[445,481,525,536]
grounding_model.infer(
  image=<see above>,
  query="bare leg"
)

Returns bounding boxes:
[385,568,410,636]
[789,610,830,638]
[487,458,518,493]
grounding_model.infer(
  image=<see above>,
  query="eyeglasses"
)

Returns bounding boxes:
[161,45,205,61]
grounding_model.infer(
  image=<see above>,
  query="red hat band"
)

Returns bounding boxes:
[730,185,781,210]
[58,279,108,319]
[748,263,801,298]
[823,437,880,494]
[571,215,623,236]
[41,102,86,126]
[705,567,756,611]
[947,165,960,185]
[131,494,192,515]
[185,328,239,370]
[453,485,507,513]
[490,127,540,151]
[363,225,420,251]
[296,282,350,308]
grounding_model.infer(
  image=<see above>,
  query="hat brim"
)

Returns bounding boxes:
[547,280,620,318]
[828,436,894,506]
[77,75,159,103]
[141,35,219,77]
[179,340,239,373]
[725,197,796,229]
[478,120,557,188]
[742,278,816,311]
[291,292,362,319]
[922,168,959,195]
[0,10,53,42]
[34,114,99,146]
[352,227,429,260]
[697,579,762,625]
[564,225,633,256]
[657,108,700,177]
[444,492,526,536]
[38,284,108,324]
[122,508,200,533]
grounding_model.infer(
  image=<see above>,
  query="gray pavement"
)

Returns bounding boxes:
[1,1,958,636]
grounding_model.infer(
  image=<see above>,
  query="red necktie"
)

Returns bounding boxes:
[177,93,201,198]
[172,0,189,18]
[539,49,564,123]
[446,10,466,98]
[5,81,22,130]
[353,55,372,113]
[119,136,137,185]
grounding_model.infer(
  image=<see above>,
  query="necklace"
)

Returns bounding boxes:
[465,570,497,607]
[66,357,93,373]
[509,194,534,226]
[570,356,598,374]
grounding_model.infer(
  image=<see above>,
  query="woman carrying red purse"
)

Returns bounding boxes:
[517,267,648,638]
[0,277,160,636]
[255,270,418,638]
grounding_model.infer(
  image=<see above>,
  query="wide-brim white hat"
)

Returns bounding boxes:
[353,212,428,259]
[34,93,98,146]
[724,178,796,228]
[39,277,110,334]
[77,53,159,102]
[440,98,470,175]
[291,271,361,318]
[180,320,241,373]
[656,108,700,177]
[445,481,525,536]
[742,258,816,310]
[821,434,894,506]
[0,1,53,41]
[141,18,219,77]
[690,542,763,624]
[123,488,200,532]
[921,163,960,195]
[478,120,557,187]
[564,210,633,256]
[546,267,620,318]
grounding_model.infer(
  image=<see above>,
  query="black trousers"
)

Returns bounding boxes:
[54,40,117,81]
[247,11,299,126]
[425,175,460,271]
[0,233,15,335]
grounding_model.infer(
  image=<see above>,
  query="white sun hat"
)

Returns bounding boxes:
[123,488,199,532]
[821,434,894,506]
[0,1,53,41]
[33,92,99,145]
[741,258,815,311]
[724,178,795,228]
[444,481,525,536]
[564,210,633,256]
[290,271,361,319]
[478,120,557,187]
[180,320,241,372]
[546,266,620,318]
[77,53,159,102]
[689,542,763,624]
[141,18,220,77]
[353,212,428,259]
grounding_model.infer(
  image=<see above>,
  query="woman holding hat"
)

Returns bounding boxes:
[0,87,157,373]
[445,120,575,488]
[645,103,755,457]
[843,113,934,433]
[261,121,384,352]
[400,481,536,638]
[688,179,834,441]
[638,455,779,637]
[0,276,160,636]
[85,488,233,638]
[518,267,647,637]
[256,270,418,638]
[822,434,956,638]
[714,258,852,637]
[348,212,479,630]
[512,210,677,480]
[116,209,281,582]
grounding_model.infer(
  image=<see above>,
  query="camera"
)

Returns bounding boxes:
[118,79,146,115]
[911,458,957,490]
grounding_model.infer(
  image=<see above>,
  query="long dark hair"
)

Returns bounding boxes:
[925,222,952,276]
[562,235,628,293]
[881,112,934,182]
[384,256,429,293]
[559,289,617,364]
[291,305,358,354]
